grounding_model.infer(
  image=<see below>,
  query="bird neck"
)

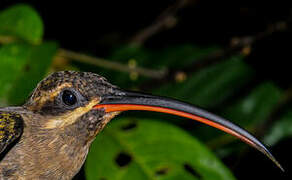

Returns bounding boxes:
[0,116,91,179]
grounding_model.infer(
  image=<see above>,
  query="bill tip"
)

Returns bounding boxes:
[265,151,284,172]
[276,162,285,172]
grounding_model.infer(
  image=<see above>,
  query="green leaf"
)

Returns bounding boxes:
[224,82,282,126]
[85,118,236,180]
[264,111,292,146]
[0,43,30,105]
[0,42,58,105]
[152,44,219,69]
[0,4,43,44]
[199,83,282,156]
[153,55,252,108]
[109,45,150,65]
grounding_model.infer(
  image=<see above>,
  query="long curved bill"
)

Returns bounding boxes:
[94,90,283,171]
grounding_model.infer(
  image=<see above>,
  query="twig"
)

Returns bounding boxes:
[57,49,167,79]
[130,0,191,45]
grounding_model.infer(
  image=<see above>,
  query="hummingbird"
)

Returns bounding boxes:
[0,71,283,179]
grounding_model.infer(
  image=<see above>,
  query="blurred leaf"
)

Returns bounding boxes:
[152,45,219,69]
[224,82,282,126]
[153,55,252,108]
[0,43,29,105]
[200,83,282,156]
[110,45,150,65]
[86,118,236,180]
[0,4,43,44]
[264,111,292,146]
[0,42,58,105]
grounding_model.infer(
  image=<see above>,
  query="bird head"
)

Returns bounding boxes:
[23,71,282,171]
[23,71,121,142]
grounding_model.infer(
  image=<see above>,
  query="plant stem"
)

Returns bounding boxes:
[57,49,167,79]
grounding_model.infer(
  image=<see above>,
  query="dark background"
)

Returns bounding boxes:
[1,1,292,179]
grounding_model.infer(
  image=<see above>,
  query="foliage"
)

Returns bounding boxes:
[86,118,235,180]
[0,4,43,44]
[0,4,290,180]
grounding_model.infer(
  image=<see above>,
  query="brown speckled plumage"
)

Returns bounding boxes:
[0,71,120,180]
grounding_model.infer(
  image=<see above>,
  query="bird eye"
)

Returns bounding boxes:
[62,90,77,106]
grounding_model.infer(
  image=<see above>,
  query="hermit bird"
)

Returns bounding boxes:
[0,71,283,179]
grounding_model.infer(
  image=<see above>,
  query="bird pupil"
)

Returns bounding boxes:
[62,90,77,106]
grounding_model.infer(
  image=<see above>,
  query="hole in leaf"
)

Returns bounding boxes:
[121,122,137,131]
[24,64,30,72]
[183,163,201,178]
[115,152,132,167]
[155,167,169,176]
